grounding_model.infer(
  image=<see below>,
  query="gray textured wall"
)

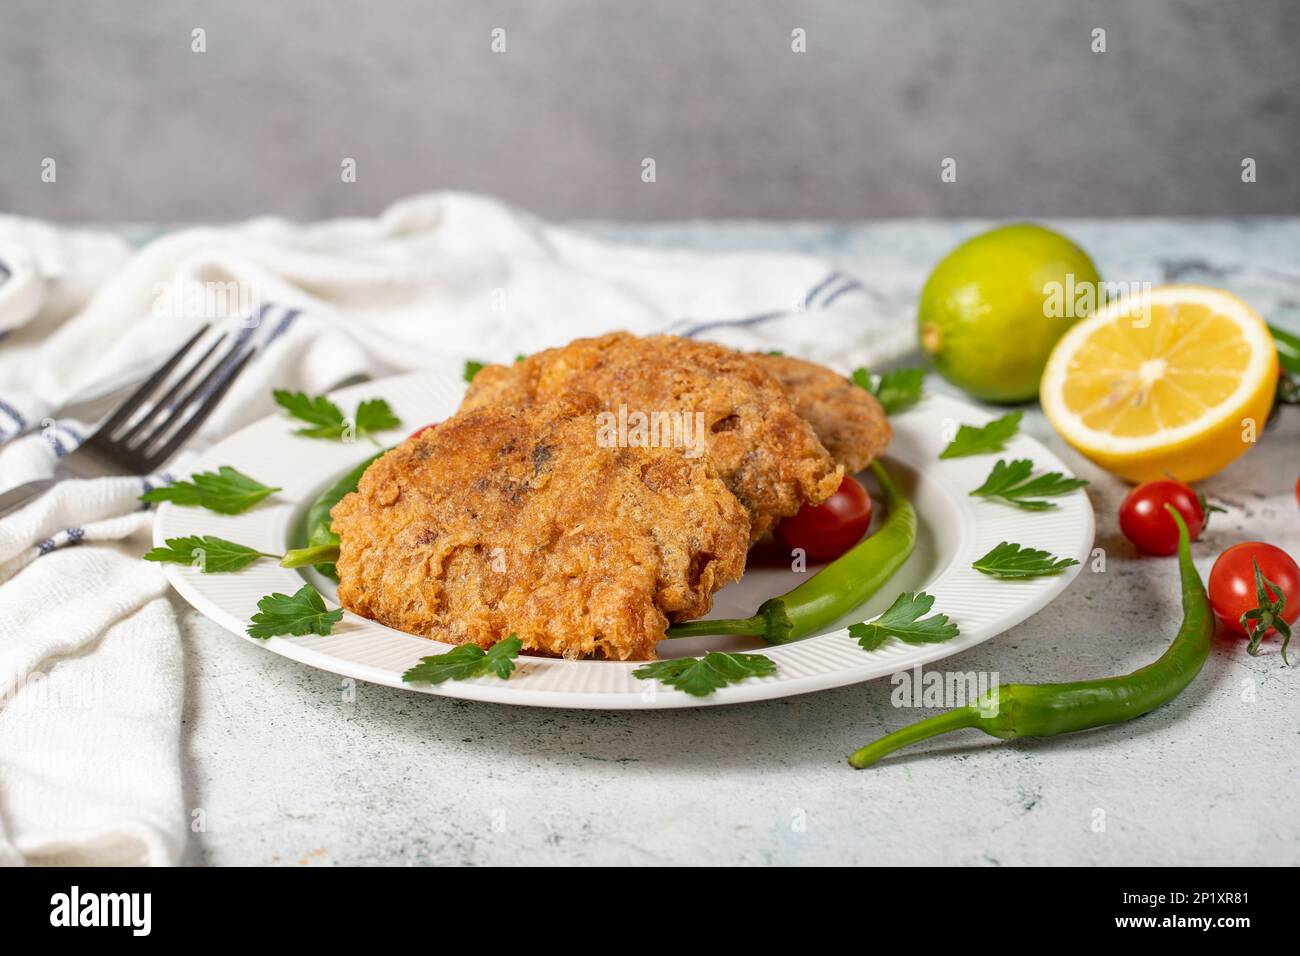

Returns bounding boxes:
[3,0,1297,223]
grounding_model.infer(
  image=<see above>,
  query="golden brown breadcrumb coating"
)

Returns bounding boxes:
[461,333,842,539]
[330,392,749,661]
[751,353,892,473]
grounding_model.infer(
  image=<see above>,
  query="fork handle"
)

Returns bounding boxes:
[0,478,61,519]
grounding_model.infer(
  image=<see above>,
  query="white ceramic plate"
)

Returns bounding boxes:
[156,360,1094,709]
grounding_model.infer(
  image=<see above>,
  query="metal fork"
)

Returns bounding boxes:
[0,323,257,517]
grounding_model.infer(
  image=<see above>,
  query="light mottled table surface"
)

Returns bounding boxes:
[169,219,1300,866]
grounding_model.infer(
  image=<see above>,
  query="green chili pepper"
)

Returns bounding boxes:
[280,451,386,574]
[848,506,1213,769]
[666,460,917,644]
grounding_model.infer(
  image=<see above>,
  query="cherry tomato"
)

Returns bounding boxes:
[775,475,873,563]
[1208,543,1300,638]
[408,422,439,441]
[1118,479,1205,556]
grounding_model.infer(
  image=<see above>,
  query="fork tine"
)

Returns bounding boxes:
[90,324,211,439]
[129,333,245,453]
[144,334,250,442]
[112,333,227,448]
[136,343,258,471]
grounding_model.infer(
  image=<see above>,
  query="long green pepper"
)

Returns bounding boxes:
[849,506,1213,768]
[666,460,917,644]
[279,450,386,573]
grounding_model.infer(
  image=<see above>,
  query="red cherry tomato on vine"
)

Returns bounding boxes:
[1118,480,1205,556]
[775,475,873,563]
[1208,542,1300,639]
[408,422,439,441]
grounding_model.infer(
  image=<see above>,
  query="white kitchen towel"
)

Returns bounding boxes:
[0,191,910,866]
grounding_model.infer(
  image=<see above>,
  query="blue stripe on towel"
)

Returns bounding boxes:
[820,277,863,308]
[677,269,866,339]
[0,396,27,441]
[41,420,86,458]
[802,270,842,310]
[679,310,787,338]
[666,270,844,336]
[35,527,87,559]
[263,306,299,347]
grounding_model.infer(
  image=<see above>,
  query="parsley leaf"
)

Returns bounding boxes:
[851,366,926,415]
[939,411,1022,459]
[354,398,401,435]
[246,584,343,640]
[972,541,1080,579]
[463,360,486,382]
[273,389,346,436]
[632,651,776,697]
[403,635,523,684]
[849,591,959,649]
[143,535,275,573]
[273,390,402,442]
[139,466,279,514]
[970,458,1089,510]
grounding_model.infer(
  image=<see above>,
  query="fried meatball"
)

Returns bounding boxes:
[751,353,892,473]
[330,392,749,661]
[461,333,842,539]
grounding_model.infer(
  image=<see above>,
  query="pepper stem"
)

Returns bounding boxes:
[848,706,984,769]
[280,543,341,568]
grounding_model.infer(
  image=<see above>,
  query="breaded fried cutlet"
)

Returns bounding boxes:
[460,333,842,539]
[751,353,892,473]
[330,392,749,661]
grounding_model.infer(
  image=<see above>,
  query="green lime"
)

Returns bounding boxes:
[918,223,1102,403]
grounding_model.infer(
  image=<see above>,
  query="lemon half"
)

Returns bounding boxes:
[1040,285,1277,483]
